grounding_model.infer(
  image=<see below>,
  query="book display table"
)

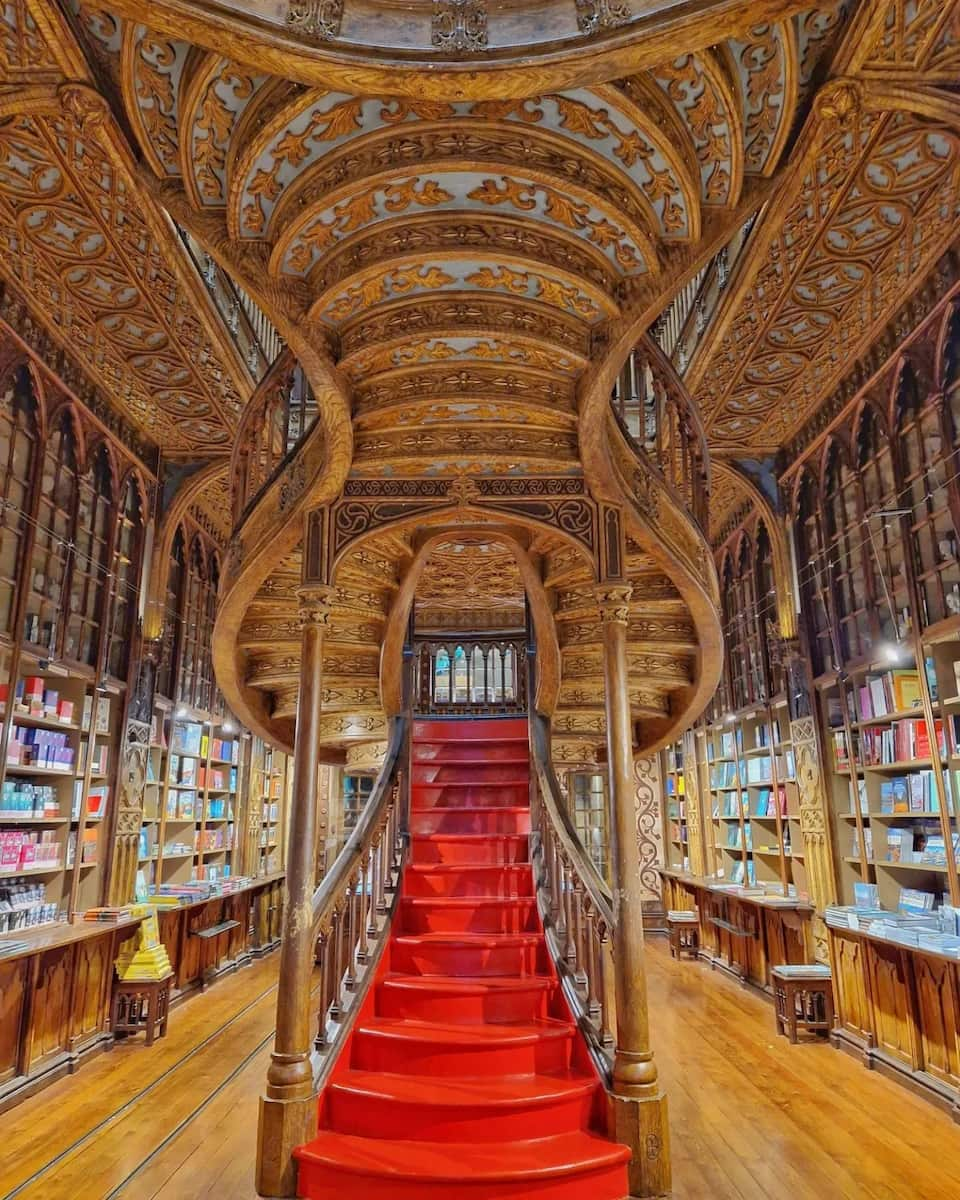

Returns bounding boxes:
[659,869,815,990]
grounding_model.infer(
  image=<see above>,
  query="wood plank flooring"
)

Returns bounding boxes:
[3,938,960,1199]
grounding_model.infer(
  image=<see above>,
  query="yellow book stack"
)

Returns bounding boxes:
[115,906,174,982]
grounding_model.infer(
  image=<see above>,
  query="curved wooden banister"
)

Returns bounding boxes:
[308,714,408,1076]
[230,347,318,528]
[610,334,711,534]
[529,709,617,1077]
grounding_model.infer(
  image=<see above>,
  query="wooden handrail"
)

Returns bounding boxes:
[529,710,617,1076]
[230,348,319,528]
[308,714,408,1079]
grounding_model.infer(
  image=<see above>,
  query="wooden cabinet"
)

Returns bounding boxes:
[0,873,284,1113]
[657,870,813,991]
[829,927,960,1115]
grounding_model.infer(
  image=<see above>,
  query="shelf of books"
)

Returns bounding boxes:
[139,703,251,890]
[250,737,290,877]
[701,696,805,900]
[0,651,123,932]
[661,739,688,871]
[819,649,960,917]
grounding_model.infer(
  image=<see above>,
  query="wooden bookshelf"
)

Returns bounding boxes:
[689,696,805,899]
[1,654,124,924]
[817,646,960,912]
[660,739,688,871]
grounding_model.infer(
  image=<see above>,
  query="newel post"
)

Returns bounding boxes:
[596,583,671,1198]
[256,580,332,1197]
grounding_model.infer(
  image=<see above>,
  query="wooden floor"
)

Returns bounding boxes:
[3,939,960,1199]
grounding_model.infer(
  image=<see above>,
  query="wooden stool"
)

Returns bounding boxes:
[772,964,834,1043]
[111,973,174,1046]
[667,911,699,959]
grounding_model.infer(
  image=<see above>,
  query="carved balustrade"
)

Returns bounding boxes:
[309,717,407,1068]
[413,635,527,716]
[530,713,617,1074]
[230,348,319,527]
[611,335,710,534]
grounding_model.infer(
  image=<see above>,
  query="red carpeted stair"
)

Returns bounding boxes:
[295,716,631,1199]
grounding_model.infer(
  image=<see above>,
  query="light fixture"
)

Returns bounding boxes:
[725,712,735,725]
[176,705,189,718]
[222,720,234,733]
[880,642,901,664]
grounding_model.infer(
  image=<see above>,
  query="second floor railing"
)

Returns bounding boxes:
[230,348,319,527]
[611,335,710,532]
[414,635,527,716]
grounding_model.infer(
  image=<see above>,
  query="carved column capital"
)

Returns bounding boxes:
[297,584,335,629]
[594,584,633,624]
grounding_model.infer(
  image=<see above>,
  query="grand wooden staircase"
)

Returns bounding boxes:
[295,717,631,1200]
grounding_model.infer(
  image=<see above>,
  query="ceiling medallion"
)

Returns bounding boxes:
[574,0,632,36]
[432,0,489,53]
[286,0,344,43]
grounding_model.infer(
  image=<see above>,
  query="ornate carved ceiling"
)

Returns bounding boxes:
[688,2,960,457]
[0,3,255,455]
[415,537,526,628]
[75,0,816,99]
[48,1,849,489]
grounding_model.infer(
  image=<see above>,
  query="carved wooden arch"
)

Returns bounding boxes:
[96,0,814,102]
[144,460,229,639]
[328,480,599,577]
[714,460,796,639]
[375,520,567,719]
[850,391,892,466]
[83,434,121,495]
[0,354,47,443]
[44,398,86,473]
[934,299,960,393]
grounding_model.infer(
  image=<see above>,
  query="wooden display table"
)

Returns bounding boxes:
[154,873,285,1004]
[771,964,834,1042]
[829,923,960,1117]
[111,972,174,1045]
[659,869,815,991]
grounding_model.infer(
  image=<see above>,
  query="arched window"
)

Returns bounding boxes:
[106,476,144,680]
[64,445,113,667]
[27,411,79,655]
[822,442,870,663]
[179,538,207,707]
[453,645,468,703]
[503,645,516,702]
[470,645,485,702]
[157,527,185,700]
[755,521,783,697]
[897,365,960,626]
[198,550,220,712]
[796,470,832,676]
[0,366,38,637]
[489,646,503,702]
[434,648,450,703]
[857,403,905,643]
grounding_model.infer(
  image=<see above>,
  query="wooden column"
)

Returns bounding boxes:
[596,584,671,1198]
[256,583,332,1197]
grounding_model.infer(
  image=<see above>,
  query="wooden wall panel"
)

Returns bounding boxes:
[866,941,919,1070]
[28,946,73,1068]
[830,931,873,1044]
[0,958,29,1084]
[913,954,960,1088]
[69,932,113,1050]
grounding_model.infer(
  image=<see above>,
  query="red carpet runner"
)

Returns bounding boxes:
[295,716,631,1198]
